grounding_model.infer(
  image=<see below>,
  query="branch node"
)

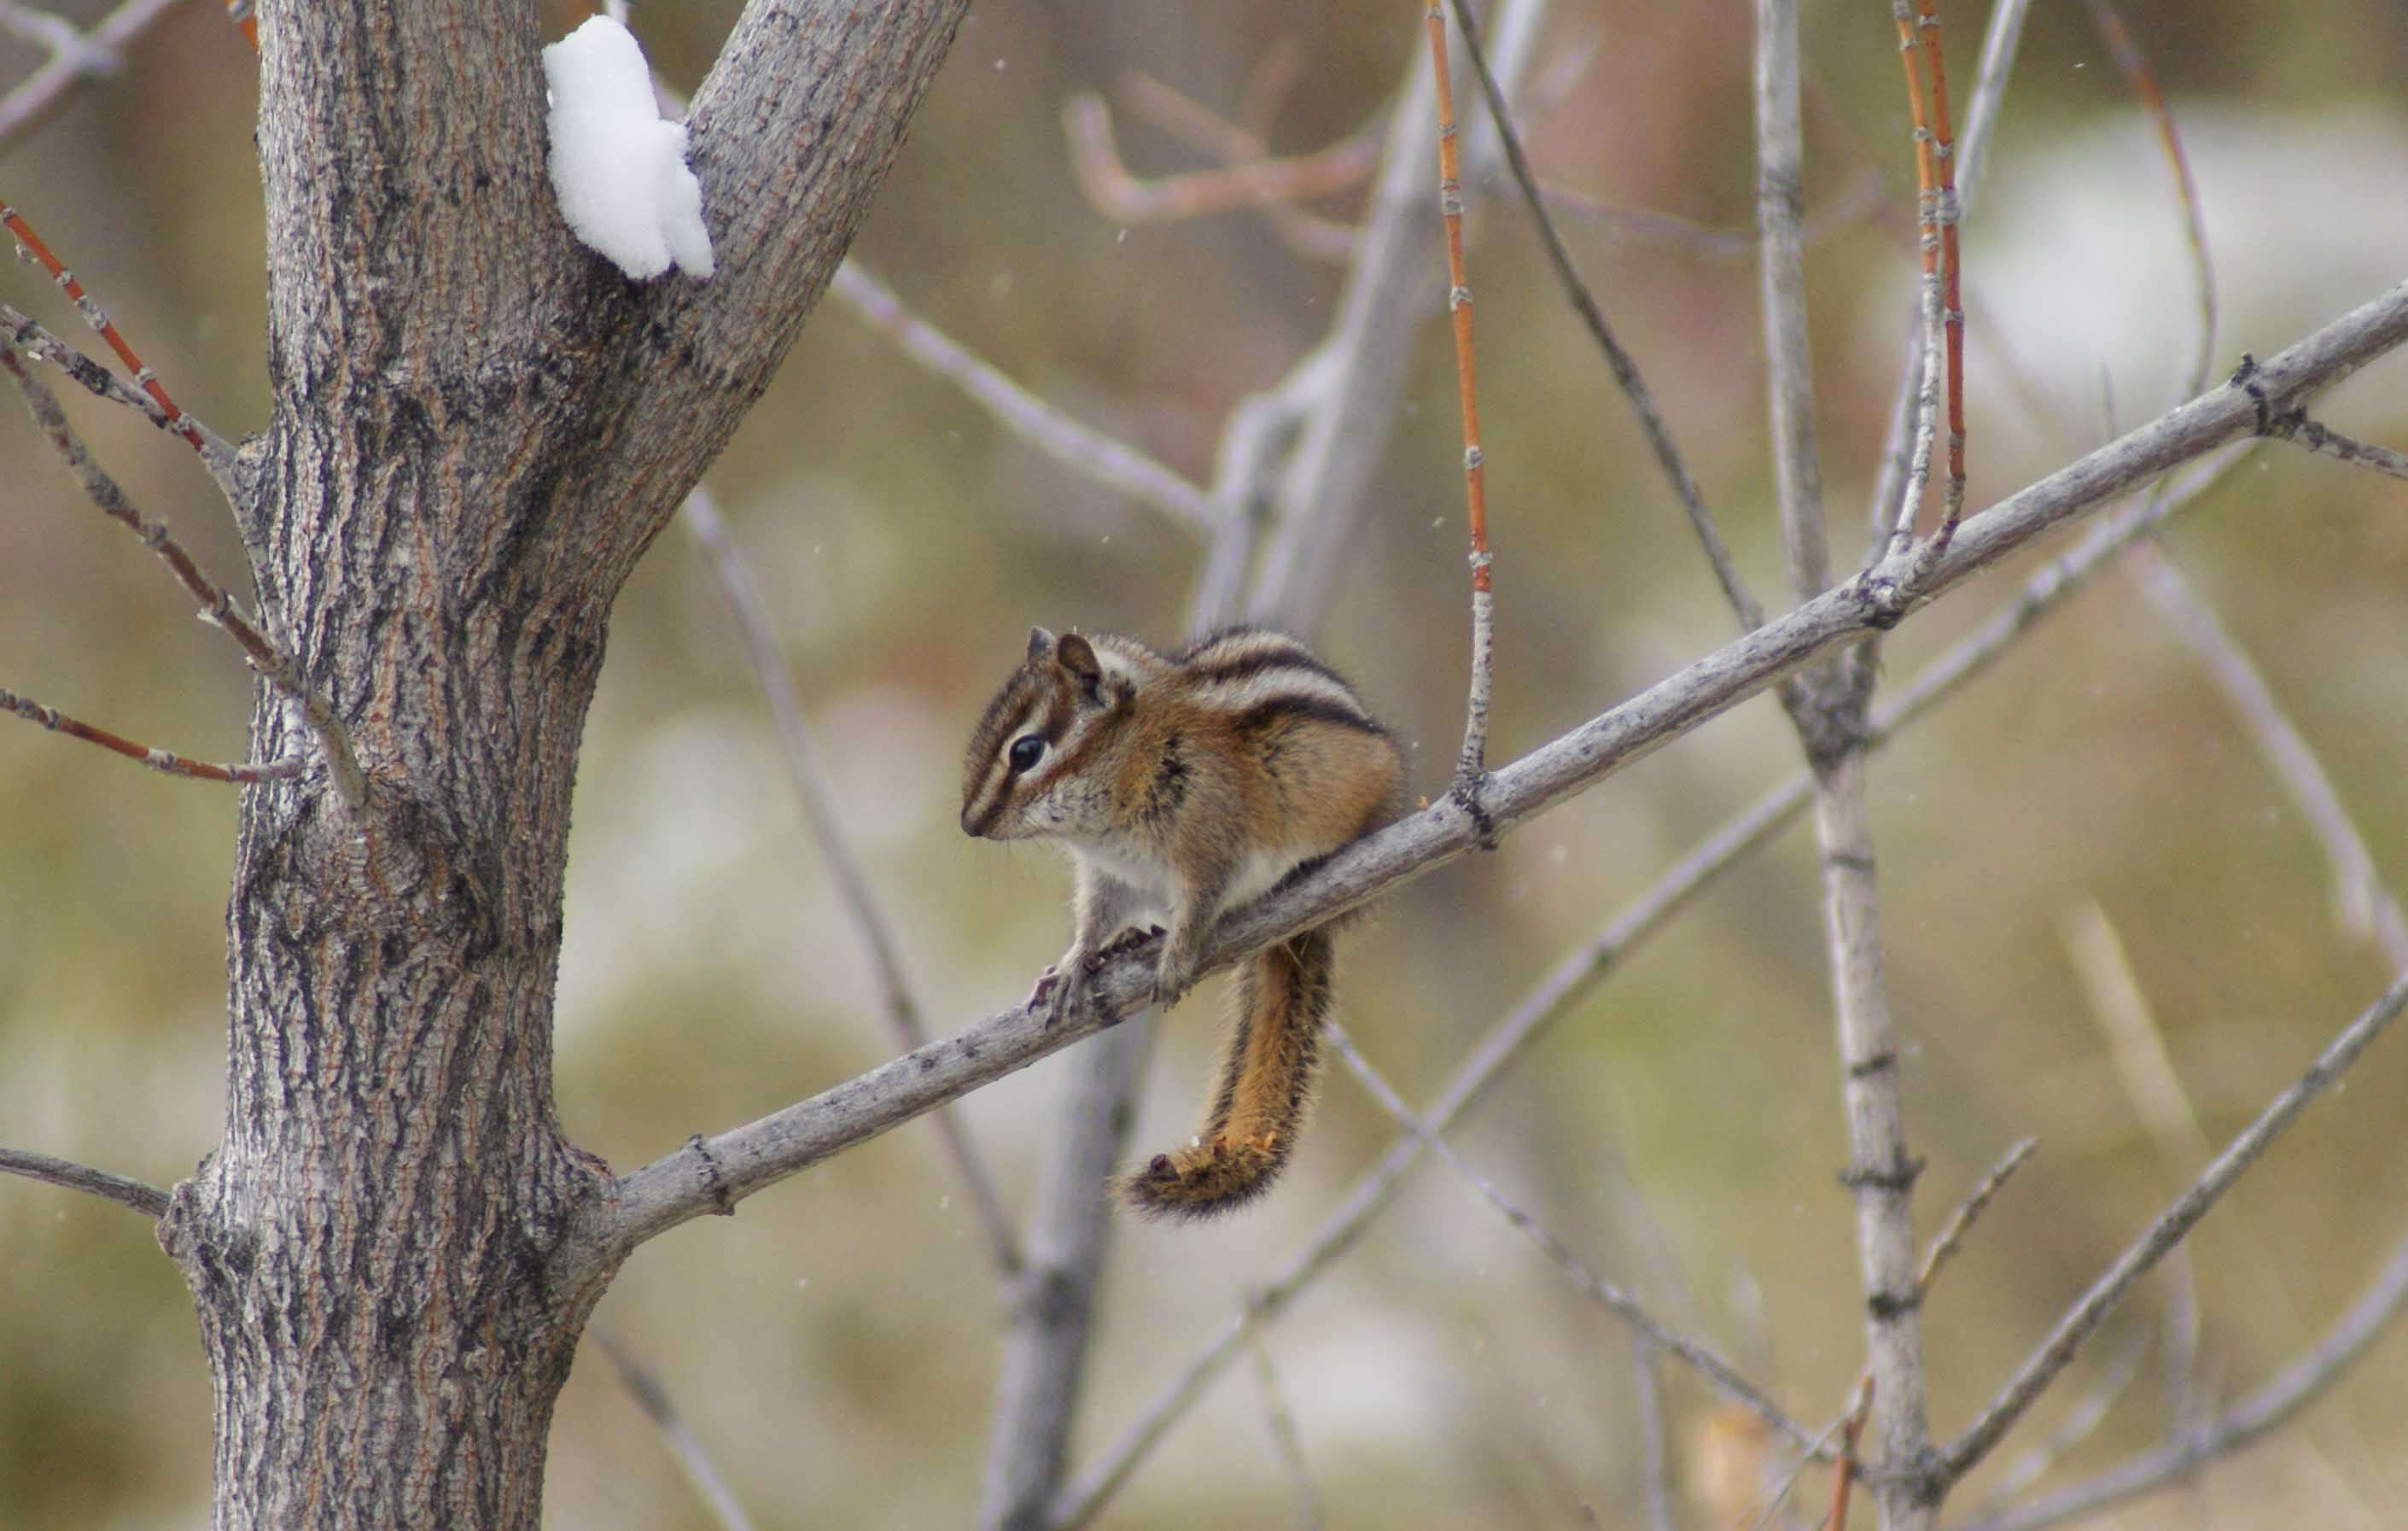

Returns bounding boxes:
[1839,1156,1926,1195]
[686,1134,735,1217]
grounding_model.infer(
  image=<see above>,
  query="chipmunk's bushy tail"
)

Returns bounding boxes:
[1118,927,1334,1220]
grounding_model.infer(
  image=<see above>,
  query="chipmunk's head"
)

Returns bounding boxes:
[960,627,1136,842]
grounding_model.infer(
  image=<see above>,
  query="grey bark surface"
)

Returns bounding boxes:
[145,3,970,1527]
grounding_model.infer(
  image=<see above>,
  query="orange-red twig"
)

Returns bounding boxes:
[1913,0,1967,552]
[2084,0,2214,397]
[224,0,255,50]
[1062,94,1375,225]
[1422,1,1495,783]
[2,201,205,452]
[0,684,301,785]
[1110,73,1362,261]
[1884,1,1967,557]
[1829,1382,1871,1529]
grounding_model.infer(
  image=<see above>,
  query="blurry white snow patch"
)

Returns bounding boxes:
[1946,103,2408,430]
[542,15,714,280]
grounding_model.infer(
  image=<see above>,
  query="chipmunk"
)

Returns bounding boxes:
[961,626,1408,1218]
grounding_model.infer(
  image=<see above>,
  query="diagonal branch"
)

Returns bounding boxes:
[1321,1020,1816,1446]
[1,339,365,809]
[824,261,1220,537]
[1052,443,2251,1530]
[682,487,1022,1277]
[1446,0,1762,631]
[1,683,304,784]
[592,278,2408,1259]
[1937,965,2408,1487]
[0,1145,170,1217]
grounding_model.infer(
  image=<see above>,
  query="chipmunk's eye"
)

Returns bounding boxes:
[1007,735,1047,773]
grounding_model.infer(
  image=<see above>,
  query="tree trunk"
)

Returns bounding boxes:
[148,3,968,1524]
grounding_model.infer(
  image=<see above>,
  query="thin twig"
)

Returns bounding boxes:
[2259,407,2408,483]
[1420,3,1496,784]
[1245,0,1550,627]
[1,341,365,809]
[1012,432,2242,1529]
[1109,71,1360,261]
[1245,1322,1324,1531]
[2060,900,2209,1432]
[1863,0,2035,564]
[1630,1337,1675,1531]
[1060,91,1376,222]
[2,299,200,437]
[1828,1384,1870,1531]
[1917,1138,2039,1296]
[0,0,184,155]
[1957,1226,2408,1531]
[1755,0,1826,604]
[2,198,207,452]
[823,261,1219,536]
[1,683,303,784]
[1545,170,1886,262]
[1939,966,2408,1485]
[2128,545,2408,965]
[1320,1020,1817,1451]
[1443,0,1763,632]
[682,487,1021,1277]
[604,274,2408,1357]
[593,1332,759,1531]
[1912,0,1968,561]
[1966,1325,2149,1516]
[2084,0,2214,404]
[1879,1,1944,565]
[0,1145,170,1217]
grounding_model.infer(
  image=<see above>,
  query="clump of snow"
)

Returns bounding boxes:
[541,16,714,281]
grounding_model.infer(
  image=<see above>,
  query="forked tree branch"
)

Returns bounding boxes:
[586,278,2408,1261]
[1937,965,2408,1491]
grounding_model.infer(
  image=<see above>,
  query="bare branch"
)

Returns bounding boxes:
[1321,1020,1820,1452]
[2259,407,2408,483]
[592,1333,758,1531]
[1966,1325,2149,1516]
[2129,545,2408,965]
[1630,1338,1676,1531]
[1060,91,1374,223]
[1106,71,1361,261]
[681,487,1021,1277]
[1245,0,1549,626]
[1418,3,1497,783]
[1245,1324,1324,1531]
[0,1144,170,1217]
[1918,1139,2039,1297]
[1,683,303,784]
[1864,0,2035,562]
[598,275,2408,1255]
[0,0,184,155]
[1041,442,2245,1526]
[2085,0,2216,401]
[1755,0,1826,604]
[1446,0,1762,631]
[824,261,1218,536]
[1957,1227,2408,1531]
[1938,965,2408,1486]
[0,340,365,809]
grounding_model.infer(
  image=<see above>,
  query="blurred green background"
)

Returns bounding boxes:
[3,1,2405,1526]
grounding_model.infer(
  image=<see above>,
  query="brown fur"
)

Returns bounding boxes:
[962,626,1407,1218]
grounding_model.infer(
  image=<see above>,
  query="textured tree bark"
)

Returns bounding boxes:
[146,2,968,1526]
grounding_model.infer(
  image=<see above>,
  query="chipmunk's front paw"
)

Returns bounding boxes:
[1150,952,1199,1012]
[1029,958,1088,1027]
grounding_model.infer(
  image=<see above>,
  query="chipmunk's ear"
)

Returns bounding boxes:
[1054,632,1102,691]
[1026,626,1055,661]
